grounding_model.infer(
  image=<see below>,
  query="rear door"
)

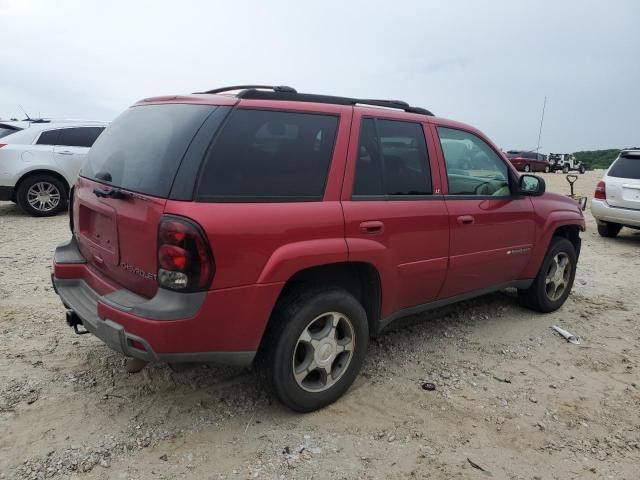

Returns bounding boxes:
[605,152,640,210]
[434,126,535,298]
[341,111,449,318]
[75,103,219,298]
[54,127,105,180]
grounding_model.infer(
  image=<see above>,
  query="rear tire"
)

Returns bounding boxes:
[258,288,368,412]
[544,165,550,173]
[519,237,577,313]
[16,174,67,217]
[562,164,569,174]
[524,164,531,172]
[597,222,622,238]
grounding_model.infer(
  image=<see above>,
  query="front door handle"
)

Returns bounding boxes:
[360,220,384,234]
[457,215,475,225]
[57,150,74,155]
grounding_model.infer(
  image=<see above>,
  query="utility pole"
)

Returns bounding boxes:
[536,96,547,153]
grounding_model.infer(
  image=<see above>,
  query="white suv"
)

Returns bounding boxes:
[591,148,640,237]
[0,120,107,216]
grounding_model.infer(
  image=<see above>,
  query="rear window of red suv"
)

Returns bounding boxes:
[81,104,215,197]
[196,109,338,202]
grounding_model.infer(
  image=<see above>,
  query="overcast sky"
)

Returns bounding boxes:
[1,0,638,153]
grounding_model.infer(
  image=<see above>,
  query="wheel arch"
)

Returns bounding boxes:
[259,261,382,353]
[13,169,71,202]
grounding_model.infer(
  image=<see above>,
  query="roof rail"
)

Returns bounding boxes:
[232,89,434,116]
[194,85,297,95]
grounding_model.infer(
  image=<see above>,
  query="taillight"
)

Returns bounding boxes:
[0,144,6,148]
[157,216,214,292]
[595,180,606,200]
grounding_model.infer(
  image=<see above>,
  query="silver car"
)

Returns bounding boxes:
[591,148,640,237]
[0,120,108,216]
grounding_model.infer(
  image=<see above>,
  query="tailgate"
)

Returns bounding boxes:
[605,153,640,210]
[75,177,166,298]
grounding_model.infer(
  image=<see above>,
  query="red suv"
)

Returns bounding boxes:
[52,86,585,412]
[506,151,550,173]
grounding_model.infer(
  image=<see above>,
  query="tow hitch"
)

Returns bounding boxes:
[66,310,90,335]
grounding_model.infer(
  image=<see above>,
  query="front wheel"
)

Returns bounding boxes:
[562,164,570,174]
[524,164,531,172]
[544,165,550,173]
[16,174,67,217]
[579,165,586,174]
[519,237,577,313]
[259,288,368,412]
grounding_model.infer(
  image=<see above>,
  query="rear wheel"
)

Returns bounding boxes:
[259,288,368,412]
[544,165,550,173]
[524,164,531,172]
[519,237,577,313]
[16,174,67,217]
[597,222,622,238]
[562,164,570,173]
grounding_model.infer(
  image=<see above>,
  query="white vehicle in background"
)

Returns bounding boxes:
[0,120,107,216]
[549,153,586,174]
[591,148,640,237]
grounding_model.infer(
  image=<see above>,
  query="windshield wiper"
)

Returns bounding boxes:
[93,187,131,200]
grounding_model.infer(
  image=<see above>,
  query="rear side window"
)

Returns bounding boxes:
[36,130,61,145]
[608,154,640,179]
[196,109,338,201]
[82,104,215,197]
[353,118,431,197]
[58,127,105,147]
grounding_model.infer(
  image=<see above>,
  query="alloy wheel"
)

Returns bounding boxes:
[292,312,355,392]
[545,252,571,301]
[27,182,61,213]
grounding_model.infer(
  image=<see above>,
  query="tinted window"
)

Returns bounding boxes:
[608,155,640,179]
[438,127,511,196]
[0,127,20,139]
[58,127,105,147]
[82,104,215,197]
[353,118,431,196]
[36,129,61,145]
[197,109,338,201]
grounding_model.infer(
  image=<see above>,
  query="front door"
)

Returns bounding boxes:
[434,126,535,298]
[341,112,449,318]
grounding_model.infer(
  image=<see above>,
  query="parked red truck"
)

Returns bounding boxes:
[52,86,585,411]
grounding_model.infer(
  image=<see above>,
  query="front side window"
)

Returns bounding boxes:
[438,127,511,196]
[197,109,338,201]
[58,127,105,148]
[353,118,431,197]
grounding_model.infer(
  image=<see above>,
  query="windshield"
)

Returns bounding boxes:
[81,104,215,197]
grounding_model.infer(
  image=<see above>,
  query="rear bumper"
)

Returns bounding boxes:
[591,199,640,228]
[0,185,13,201]
[52,238,284,365]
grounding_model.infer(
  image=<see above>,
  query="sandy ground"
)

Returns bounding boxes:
[1,171,639,480]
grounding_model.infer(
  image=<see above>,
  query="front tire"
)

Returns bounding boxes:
[519,237,577,313]
[524,164,531,172]
[544,165,550,173]
[597,222,622,238]
[259,288,368,412]
[579,165,586,174]
[16,174,67,217]
[562,164,570,174]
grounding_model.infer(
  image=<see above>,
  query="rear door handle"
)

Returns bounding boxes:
[360,220,384,234]
[457,215,475,225]
[57,150,74,155]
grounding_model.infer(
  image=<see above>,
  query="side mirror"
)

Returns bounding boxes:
[519,174,546,196]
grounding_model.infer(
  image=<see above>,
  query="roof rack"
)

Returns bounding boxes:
[194,85,434,116]
[195,85,298,95]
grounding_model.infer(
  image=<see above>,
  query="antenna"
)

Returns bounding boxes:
[536,96,547,153]
[18,104,32,120]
